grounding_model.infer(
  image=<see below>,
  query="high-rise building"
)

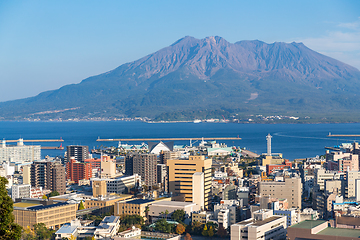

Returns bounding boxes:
[66,145,89,163]
[0,139,41,163]
[66,157,92,184]
[167,155,212,209]
[125,153,157,187]
[30,160,66,194]
[100,156,116,178]
[157,164,168,191]
[124,153,134,176]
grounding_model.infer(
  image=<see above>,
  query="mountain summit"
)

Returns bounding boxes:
[1,36,360,121]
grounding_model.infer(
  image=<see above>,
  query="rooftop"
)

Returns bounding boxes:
[289,220,327,229]
[55,223,78,234]
[151,201,195,207]
[124,199,154,205]
[27,202,71,211]
[237,216,284,227]
[13,202,40,208]
[318,227,360,238]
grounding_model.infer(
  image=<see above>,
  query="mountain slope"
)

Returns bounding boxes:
[0,36,359,121]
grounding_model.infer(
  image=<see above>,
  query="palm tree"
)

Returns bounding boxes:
[165,209,169,220]
[144,206,150,224]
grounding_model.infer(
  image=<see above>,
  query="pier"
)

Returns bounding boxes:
[41,146,64,150]
[4,139,64,142]
[328,133,360,137]
[96,137,241,142]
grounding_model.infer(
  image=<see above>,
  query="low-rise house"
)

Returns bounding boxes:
[55,216,120,240]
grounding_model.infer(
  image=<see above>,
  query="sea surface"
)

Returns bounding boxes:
[1,121,360,160]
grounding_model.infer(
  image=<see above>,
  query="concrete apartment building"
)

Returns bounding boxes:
[259,177,302,209]
[125,153,157,187]
[100,155,116,178]
[66,145,89,163]
[13,198,77,229]
[157,164,168,191]
[11,184,31,200]
[315,168,344,191]
[346,171,360,198]
[231,209,287,240]
[91,174,141,196]
[0,139,41,163]
[30,160,66,194]
[167,155,212,209]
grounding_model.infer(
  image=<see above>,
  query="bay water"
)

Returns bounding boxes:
[1,121,360,160]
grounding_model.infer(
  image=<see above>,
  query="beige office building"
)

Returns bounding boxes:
[92,180,107,197]
[167,155,212,209]
[13,199,77,229]
[259,177,302,209]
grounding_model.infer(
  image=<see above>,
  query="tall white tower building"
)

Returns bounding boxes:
[266,134,272,156]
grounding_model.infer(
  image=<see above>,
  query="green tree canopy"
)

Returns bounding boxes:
[78,201,85,210]
[0,177,22,240]
[33,223,53,240]
[154,219,172,233]
[121,215,144,227]
[171,209,185,223]
[48,191,60,197]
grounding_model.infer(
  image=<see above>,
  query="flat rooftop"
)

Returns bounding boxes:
[151,201,195,207]
[289,220,327,229]
[123,199,154,205]
[318,227,360,238]
[237,216,283,227]
[13,202,40,208]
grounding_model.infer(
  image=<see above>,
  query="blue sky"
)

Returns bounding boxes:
[0,0,359,101]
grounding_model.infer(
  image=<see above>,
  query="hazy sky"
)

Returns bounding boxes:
[0,0,359,102]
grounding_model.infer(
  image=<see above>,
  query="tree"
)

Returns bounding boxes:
[48,191,60,197]
[42,194,48,200]
[78,201,85,210]
[171,209,185,223]
[154,219,172,233]
[21,226,36,240]
[208,225,214,237]
[164,209,169,219]
[33,223,53,240]
[201,224,208,236]
[217,224,227,238]
[184,233,193,240]
[0,177,22,240]
[144,206,150,224]
[175,223,185,235]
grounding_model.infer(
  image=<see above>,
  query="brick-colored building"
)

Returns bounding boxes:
[84,158,101,171]
[66,157,92,184]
